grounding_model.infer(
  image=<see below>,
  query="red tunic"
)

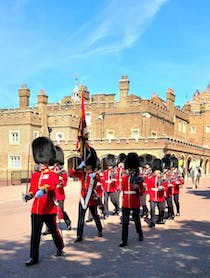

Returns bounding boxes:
[102,169,118,192]
[171,170,184,194]
[55,170,68,201]
[116,167,125,191]
[69,169,98,206]
[145,175,165,202]
[121,174,141,208]
[29,169,59,215]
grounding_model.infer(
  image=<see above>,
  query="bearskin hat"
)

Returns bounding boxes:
[139,156,145,168]
[32,136,56,166]
[117,153,126,165]
[125,152,139,170]
[55,145,64,166]
[161,156,171,169]
[105,154,116,167]
[152,158,163,172]
[85,147,98,170]
[170,155,178,168]
[144,154,153,167]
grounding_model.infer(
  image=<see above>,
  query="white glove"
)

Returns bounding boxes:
[35,189,45,198]
[89,173,96,179]
[77,161,86,169]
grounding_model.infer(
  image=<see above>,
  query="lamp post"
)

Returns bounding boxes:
[48,127,52,138]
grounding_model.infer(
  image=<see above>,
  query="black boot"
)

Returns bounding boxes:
[119,241,127,247]
[25,257,39,266]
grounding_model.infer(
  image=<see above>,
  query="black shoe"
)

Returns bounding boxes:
[156,219,165,224]
[98,231,103,237]
[119,241,127,247]
[55,249,64,257]
[74,237,82,243]
[149,222,155,228]
[25,258,38,266]
[138,233,144,241]
[86,218,93,223]
[42,230,51,235]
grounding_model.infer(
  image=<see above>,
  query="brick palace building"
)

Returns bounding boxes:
[0,75,210,185]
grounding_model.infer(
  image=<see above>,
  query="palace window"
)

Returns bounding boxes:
[86,112,91,125]
[131,129,139,140]
[9,131,20,144]
[190,126,196,134]
[8,155,21,169]
[107,130,115,141]
[151,131,157,137]
[205,125,210,133]
[182,122,187,133]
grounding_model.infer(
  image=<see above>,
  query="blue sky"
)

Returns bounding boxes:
[0,0,210,108]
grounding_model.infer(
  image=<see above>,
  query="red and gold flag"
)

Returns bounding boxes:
[76,91,89,160]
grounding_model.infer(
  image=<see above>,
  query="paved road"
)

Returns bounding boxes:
[0,177,210,278]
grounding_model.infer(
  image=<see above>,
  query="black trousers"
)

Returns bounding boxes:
[57,200,71,226]
[104,191,119,216]
[150,201,165,223]
[77,203,102,239]
[166,196,174,217]
[121,207,143,244]
[30,214,64,261]
[173,194,180,214]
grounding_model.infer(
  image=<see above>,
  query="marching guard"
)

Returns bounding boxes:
[69,147,103,243]
[145,158,166,227]
[23,136,64,266]
[102,154,119,217]
[119,152,144,247]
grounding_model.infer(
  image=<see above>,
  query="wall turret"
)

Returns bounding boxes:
[37,89,48,136]
[18,84,30,109]
[119,75,129,105]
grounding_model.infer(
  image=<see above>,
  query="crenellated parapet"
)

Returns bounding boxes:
[0,109,41,125]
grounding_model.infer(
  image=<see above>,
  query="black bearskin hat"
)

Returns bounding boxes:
[144,154,153,167]
[85,147,98,170]
[105,154,116,167]
[170,155,178,168]
[125,152,139,170]
[117,153,126,165]
[55,146,64,166]
[139,156,145,168]
[161,156,171,169]
[32,136,56,166]
[152,158,162,172]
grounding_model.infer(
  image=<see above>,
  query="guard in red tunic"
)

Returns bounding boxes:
[145,158,165,227]
[23,137,64,266]
[161,155,175,220]
[170,155,184,216]
[69,147,103,243]
[102,154,119,217]
[116,153,126,215]
[119,152,144,247]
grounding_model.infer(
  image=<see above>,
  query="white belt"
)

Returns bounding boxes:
[124,190,136,195]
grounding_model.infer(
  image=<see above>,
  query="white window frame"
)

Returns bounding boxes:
[86,112,91,126]
[107,130,115,141]
[131,129,139,140]
[9,131,20,144]
[205,125,210,133]
[190,125,196,134]
[8,155,21,169]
